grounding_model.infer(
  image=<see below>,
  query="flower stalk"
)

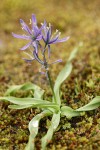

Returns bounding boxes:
[46,69,57,103]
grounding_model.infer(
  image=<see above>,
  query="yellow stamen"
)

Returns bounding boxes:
[49,23,51,27]
[41,22,43,25]
[29,19,32,24]
[47,27,49,30]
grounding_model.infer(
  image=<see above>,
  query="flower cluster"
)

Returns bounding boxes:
[12,14,69,72]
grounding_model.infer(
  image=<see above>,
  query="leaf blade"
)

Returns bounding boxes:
[5,82,44,99]
[61,96,100,118]
[54,63,72,105]
[76,96,100,111]
[41,112,60,150]
[54,43,82,105]
[68,42,83,62]
[0,96,59,111]
[8,104,33,109]
[25,110,52,150]
[61,106,81,118]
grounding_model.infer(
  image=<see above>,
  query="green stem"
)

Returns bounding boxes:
[46,70,56,103]
[42,45,56,103]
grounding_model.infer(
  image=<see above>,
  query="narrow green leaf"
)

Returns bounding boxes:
[0,96,59,111]
[41,112,60,150]
[54,43,82,105]
[25,110,52,150]
[54,63,72,105]
[76,96,100,111]
[0,96,49,105]
[8,104,33,109]
[61,96,100,118]
[5,82,44,99]
[61,106,81,118]
[68,42,83,62]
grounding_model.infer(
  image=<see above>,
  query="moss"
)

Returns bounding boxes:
[0,0,100,150]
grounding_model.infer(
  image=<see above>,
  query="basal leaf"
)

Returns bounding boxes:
[54,63,72,105]
[41,112,60,150]
[61,96,100,118]
[0,96,59,111]
[68,42,83,62]
[54,44,82,105]
[76,96,100,111]
[8,105,59,113]
[61,106,81,118]
[0,96,46,105]
[8,104,33,109]
[5,82,44,99]
[25,110,52,150]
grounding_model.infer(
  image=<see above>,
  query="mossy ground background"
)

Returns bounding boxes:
[0,0,100,149]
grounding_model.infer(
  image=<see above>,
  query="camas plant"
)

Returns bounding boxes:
[0,14,100,150]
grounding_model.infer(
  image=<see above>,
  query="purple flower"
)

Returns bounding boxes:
[22,48,44,65]
[42,23,70,57]
[12,14,70,74]
[12,14,45,52]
